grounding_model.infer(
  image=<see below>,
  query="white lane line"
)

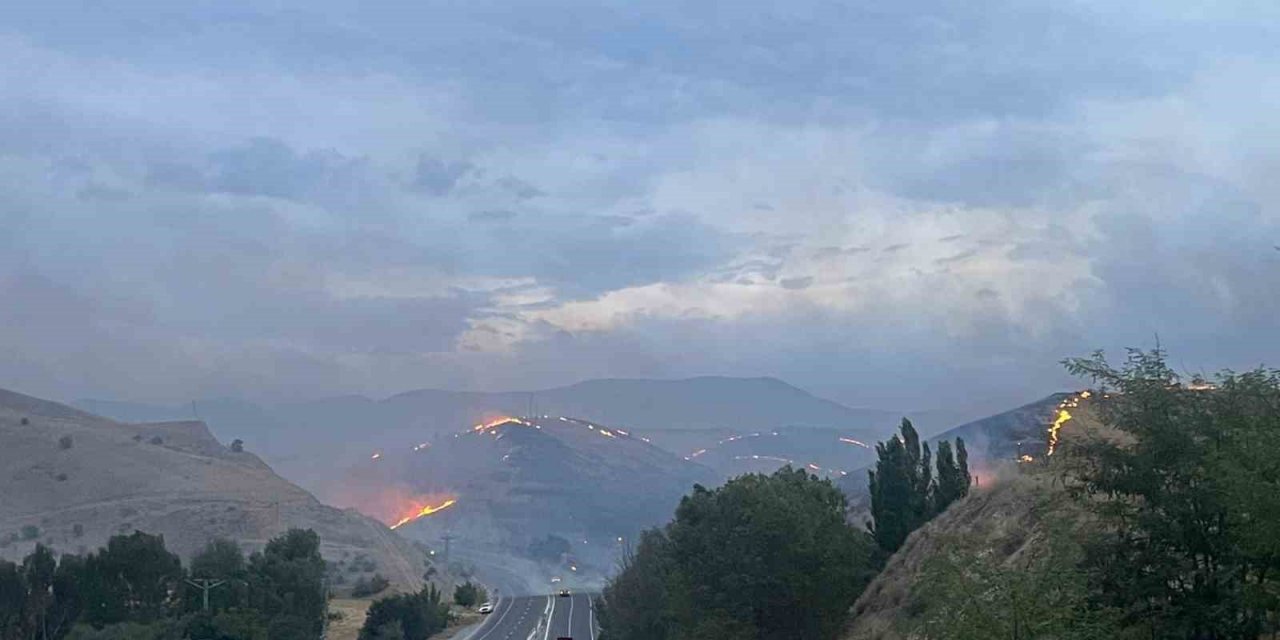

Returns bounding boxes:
[588,594,596,640]
[566,593,575,638]
[473,596,516,640]
[542,595,556,640]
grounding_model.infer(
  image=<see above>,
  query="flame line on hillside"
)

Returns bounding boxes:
[389,498,458,530]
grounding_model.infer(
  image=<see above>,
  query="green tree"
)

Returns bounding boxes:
[246,529,327,638]
[599,467,876,640]
[597,530,675,640]
[78,532,182,626]
[184,539,249,614]
[1065,349,1280,638]
[359,585,450,640]
[868,419,929,553]
[452,581,486,607]
[932,438,971,516]
[0,559,24,639]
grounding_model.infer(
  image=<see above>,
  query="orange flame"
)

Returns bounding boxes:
[389,497,459,530]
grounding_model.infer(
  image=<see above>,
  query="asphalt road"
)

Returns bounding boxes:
[547,592,595,640]
[465,593,596,640]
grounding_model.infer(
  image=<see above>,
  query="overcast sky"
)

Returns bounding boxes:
[2,1,1278,414]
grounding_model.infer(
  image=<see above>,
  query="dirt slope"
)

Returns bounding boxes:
[0,387,428,592]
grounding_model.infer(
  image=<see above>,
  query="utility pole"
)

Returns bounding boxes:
[441,534,456,567]
[185,578,227,613]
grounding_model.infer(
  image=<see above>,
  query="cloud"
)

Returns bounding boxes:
[0,1,1278,417]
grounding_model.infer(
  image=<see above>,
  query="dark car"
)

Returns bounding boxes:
[558,588,571,597]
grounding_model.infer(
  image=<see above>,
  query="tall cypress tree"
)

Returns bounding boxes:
[871,420,972,553]
[869,419,931,553]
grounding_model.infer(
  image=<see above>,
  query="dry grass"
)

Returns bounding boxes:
[841,399,1110,639]
[327,599,372,640]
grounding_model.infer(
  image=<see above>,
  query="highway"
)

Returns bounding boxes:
[465,592,596,640]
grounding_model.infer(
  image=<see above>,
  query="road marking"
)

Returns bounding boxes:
[588,595,596,640]
[542,595,556,640]
[566,593,575,638]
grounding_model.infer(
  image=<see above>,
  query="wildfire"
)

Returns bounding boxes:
[1046,390,1092,457]
[472,416,529,434]
[389,497,459,530]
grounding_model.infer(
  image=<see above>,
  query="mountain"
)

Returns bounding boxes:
[78,376,899,502]
[343,415,718,578]
[0,388,429,592]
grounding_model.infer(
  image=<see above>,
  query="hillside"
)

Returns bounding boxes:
[345,415,718,586]
[78,376,897,502]
[841,396,1104,639]
[0,388,429,593]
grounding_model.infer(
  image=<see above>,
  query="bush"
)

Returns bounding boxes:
[59,435,74,450]
[148,436,163,445]
[352,574,391,598]
[359,585,450,640]
[230,439,244,453]
[21,525,40,541]
[20,417,29,426]
[453,581,488,607]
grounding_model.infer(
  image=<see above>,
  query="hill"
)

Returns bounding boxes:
[343,415,718,587]
[841,395,1103,639]
[78,376,898,502]
[0,387,429,593]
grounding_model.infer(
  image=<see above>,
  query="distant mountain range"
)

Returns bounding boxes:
[76,376,919,501]
[0,387,430,593]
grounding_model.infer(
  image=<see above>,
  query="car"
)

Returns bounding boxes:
[557,588,571,597]
[477,602,494,614]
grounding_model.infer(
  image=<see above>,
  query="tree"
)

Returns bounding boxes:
[597,530,675,640]
[0,559,24,639]
[1064,349,1280,638]
[868,419,928,553]
[869,419,971,553]
[184,539,248,614]
[78,532,183,626]
[359,585,450,640]
[352,574,390,598]
[246,529,327,637]
[452,581,486,607]
[22,545,57,639]
[599,467,876,640]
[932,438,971,516]
[230,439,244,453]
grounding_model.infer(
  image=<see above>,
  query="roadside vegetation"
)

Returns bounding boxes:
[602,349,1280,640]
[0,528,327,640]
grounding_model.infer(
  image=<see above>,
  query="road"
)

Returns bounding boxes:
[465,593,596,640]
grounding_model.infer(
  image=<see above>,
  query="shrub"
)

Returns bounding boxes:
[230,439,244,453]
[59,435,74,450]
[352,574,391,598]
[149,436,164,445]
[453,581,487,607]
[21,525,40,540]
[20,417,29,426]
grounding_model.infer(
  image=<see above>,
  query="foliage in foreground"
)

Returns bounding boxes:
[0,529,327,640]
[1063,349,1280,639]
[358,584,450,640]
[597,467,877,640]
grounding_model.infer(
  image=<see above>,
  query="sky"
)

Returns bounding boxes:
[2,1,1278,415]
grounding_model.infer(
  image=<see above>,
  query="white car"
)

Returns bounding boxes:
[478,602,494,614]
